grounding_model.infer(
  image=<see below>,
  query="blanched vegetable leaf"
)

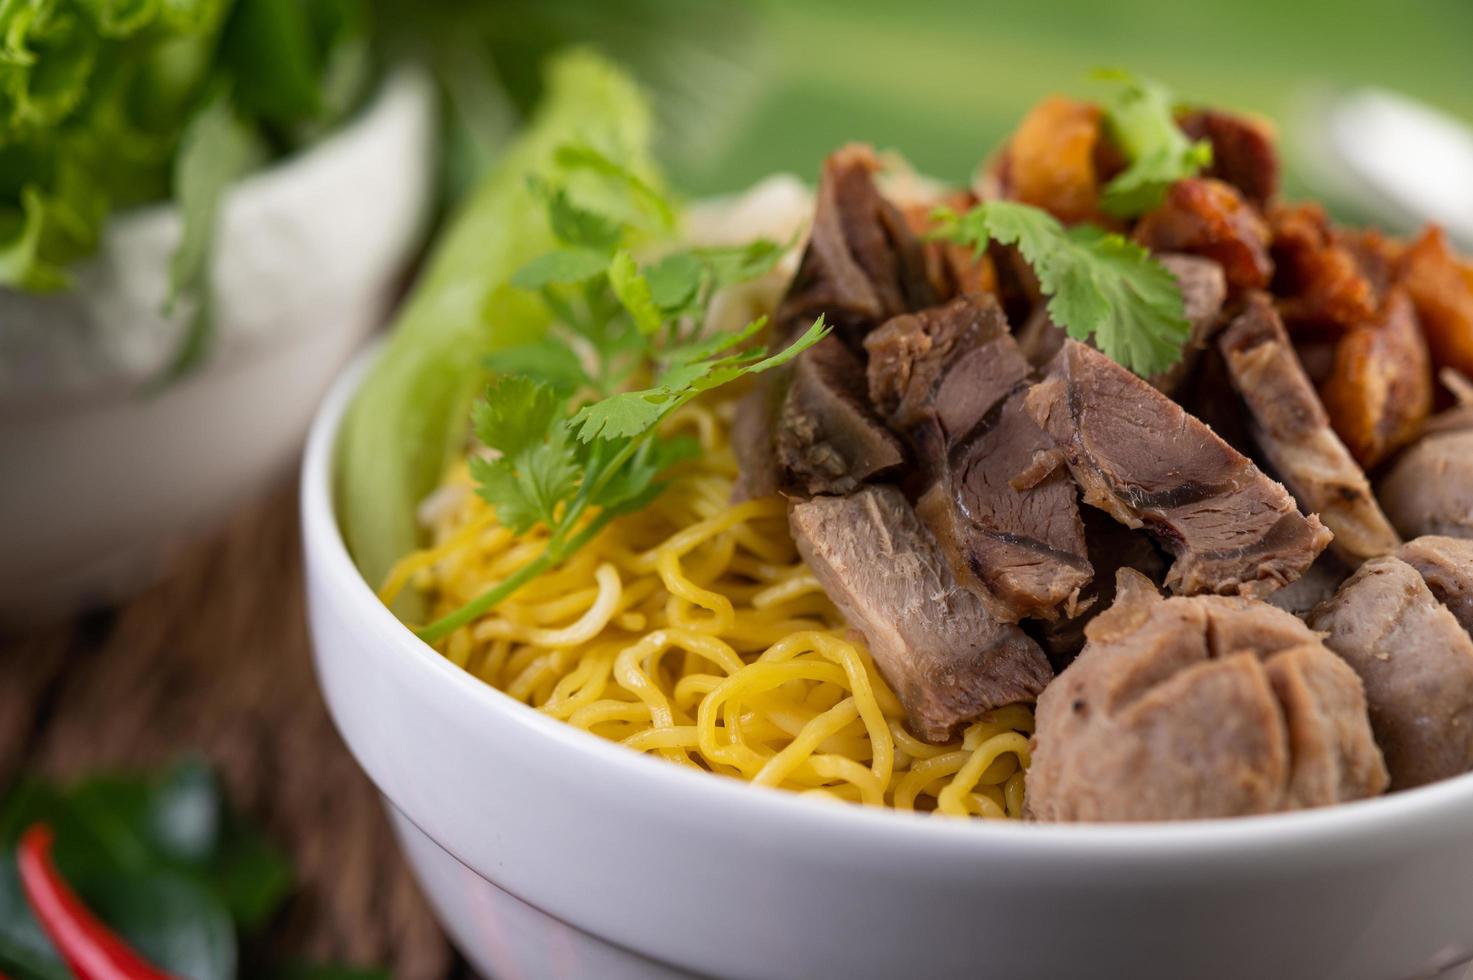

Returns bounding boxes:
[935,200,1190,376]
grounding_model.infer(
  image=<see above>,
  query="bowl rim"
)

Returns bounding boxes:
[303,342,1473,858]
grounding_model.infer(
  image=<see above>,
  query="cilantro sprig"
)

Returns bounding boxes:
[933,200,1190,377]
[414,146,826,643]
[1094,69,1213,217]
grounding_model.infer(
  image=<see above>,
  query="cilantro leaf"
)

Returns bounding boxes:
[1094,69,1212,217]
[483,341,589,394]
[590,435,700,513]
[529,177,624,251]
[644,251,705,311]
[935,202,1189,376]
[608,250,663,335]
[422,140,816,642]
[511,248,610,290]
[569,314,827,443]
[554,143,675,231]
[693,238,787,289]
[471,375,563,458]
[569,388,674,441]
[662,316,767,366]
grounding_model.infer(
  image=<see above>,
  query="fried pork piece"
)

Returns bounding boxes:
[1309,557,1473,790]
[1319,290,1433,468]
[1218,294,1400,562]
[1026,340,1331,599]
[1268,203,1378,333]
[1133,178,1273,292]
[774,337,903,497]
[789,486,1052,743]
[1177,109,1280,207]
[995,96,1106,224]
[1397,536,1473,635]
[865,295,1091,623]
[901,194,997,301]
[1399,225,1473,380]
[774,144,936,346]
[1027,570,1387,822]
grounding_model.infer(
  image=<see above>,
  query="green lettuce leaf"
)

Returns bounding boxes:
[333,50,658,613]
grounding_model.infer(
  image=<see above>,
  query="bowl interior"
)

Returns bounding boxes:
[303,342,1473,859]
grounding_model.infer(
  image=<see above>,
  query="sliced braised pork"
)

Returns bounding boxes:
[1146,254,1229,394]
[774,144,935,346]
[1016,254,1227,395]
[731,379,781,501]
[1027,570,1387,821]
[1396,536,1473,635]
[1309,556,1473,790]
[1266,552,1351,618]
[1025,340,1332,599]
[1218,294,1400,562]
[788,486,1052,743]
[775,336,904,496]
[865,295,1091,622]
[1030,507,1167,669]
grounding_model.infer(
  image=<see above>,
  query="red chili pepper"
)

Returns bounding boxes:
[16,824,176,980]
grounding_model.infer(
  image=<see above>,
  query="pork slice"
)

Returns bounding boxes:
[1396,536,1473,635]
[866,295,1091,621]
[776,336,904,496]
[788,486,1052,742]
[775,144,935,346]
[1027,570,1385,821]
[1219,294,1400,562]
[1147,254,1229,394]
[1025,340,1332,598]
[1309,556,1473,790]
[1013,254,1227,392]
[1030,507,1167,669]
[1378,429,1473,541]
[915,393,1091,623]
[1266,552,1351,618]
[864,294,1010,434]
[731,377,782,501]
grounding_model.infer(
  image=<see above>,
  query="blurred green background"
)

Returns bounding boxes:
[666,0,1473,197]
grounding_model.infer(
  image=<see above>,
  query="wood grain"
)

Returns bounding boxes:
[0,479,456,979]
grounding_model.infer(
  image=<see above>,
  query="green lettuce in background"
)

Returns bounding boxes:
[0,0,371,372]
[334,50,662,613]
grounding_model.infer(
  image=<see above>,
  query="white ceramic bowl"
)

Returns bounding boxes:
[305,348,1473,980]
[0,69,435,623]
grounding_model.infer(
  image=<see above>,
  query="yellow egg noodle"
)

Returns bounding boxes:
[382,398,1034,819]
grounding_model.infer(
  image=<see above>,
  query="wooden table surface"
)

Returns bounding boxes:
[0,478,463,979]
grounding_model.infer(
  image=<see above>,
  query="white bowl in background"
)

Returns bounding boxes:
[304,347,1473,980]
[0,69,435,623]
